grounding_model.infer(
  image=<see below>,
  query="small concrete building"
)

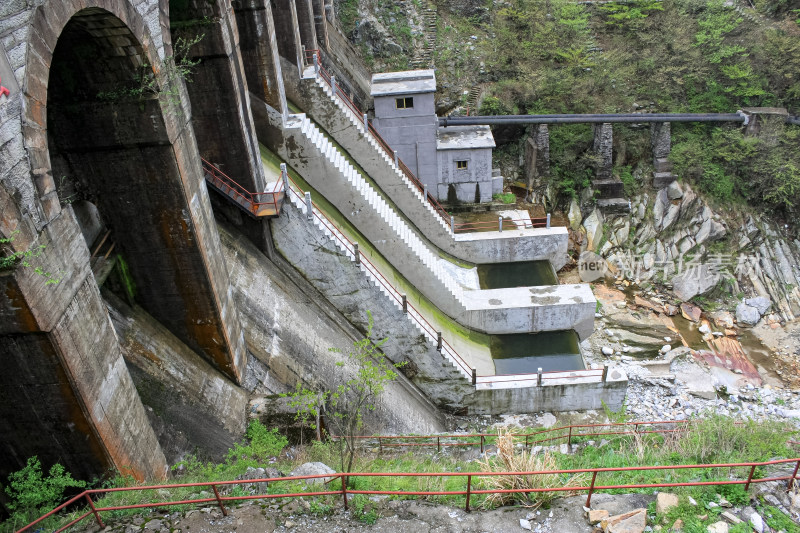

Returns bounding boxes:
[371,70,439,194]
[437,125,501,203]
[371,69,500,203]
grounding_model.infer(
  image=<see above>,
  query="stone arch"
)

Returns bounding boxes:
[37,4,246,382]
[22,0,165,225]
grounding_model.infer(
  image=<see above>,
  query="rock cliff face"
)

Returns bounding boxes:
[579,181,800,324]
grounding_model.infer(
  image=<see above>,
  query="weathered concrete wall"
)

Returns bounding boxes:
[233,0,288,116]
[0,0,249,481]
[437,146,493,203]
[272,0,304,75]
[105,292,248,464]
[372,93,439,189]
[470,369,627,414]
[290,75,570,268]
[173,0,266,194]
[218,222,447,434]
[271,199,474,411]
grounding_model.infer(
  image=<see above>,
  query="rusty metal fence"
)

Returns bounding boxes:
[19,454,800,533]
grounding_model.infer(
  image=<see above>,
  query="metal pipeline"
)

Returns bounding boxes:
[439,113,747,126]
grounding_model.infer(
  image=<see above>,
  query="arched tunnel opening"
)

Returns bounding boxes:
[47,8,240,377]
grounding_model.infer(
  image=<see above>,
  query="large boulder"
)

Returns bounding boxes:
[568,199,582,231]
[666,181,683,200]
[290,462,336,485]
[583,208,604,251]
[736,302,761,326]
[671,265,720,301]
[744,296,771,315]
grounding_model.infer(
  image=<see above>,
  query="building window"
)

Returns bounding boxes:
[456,160,468,170]
[395,97,414,109]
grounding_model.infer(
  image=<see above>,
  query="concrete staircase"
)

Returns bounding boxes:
[296,114,464,304]
[281,173,472,380]
[309,74,451,233]
[410,2,437,69]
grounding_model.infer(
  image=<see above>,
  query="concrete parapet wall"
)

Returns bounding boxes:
[470,367,628,414]
[218,222,447,433]
[460,284,597,340]
[292,74,569,268]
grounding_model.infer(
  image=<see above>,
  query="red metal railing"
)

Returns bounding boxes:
[453,217,549,233]
[201,158,284,217]
[304,50,453,229]
[19,454,800,532]
[280,168,603,386]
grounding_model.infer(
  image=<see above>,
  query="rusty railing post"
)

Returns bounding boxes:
[84,493,105,528]
[480,435,485,454]
[602,364,609,382]
[437,436,441,452]
[525,434,529,448]
[353,242,360,265]
[471,367,477,386]
[568,426,573,446]
[788,459,800,491]
[465,475,472,512]
[378,437,383,454]
[437,331,442,352]
[341,475,349,510]
[211,484,228,516]
[402,294,407,313]
[745,464,757,491]
[585,471,598,507]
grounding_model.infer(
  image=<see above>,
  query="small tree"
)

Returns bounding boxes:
[287,311,403,477]
[3,457,86,527]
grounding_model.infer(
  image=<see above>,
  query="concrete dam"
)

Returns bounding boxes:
[0,0,625,484]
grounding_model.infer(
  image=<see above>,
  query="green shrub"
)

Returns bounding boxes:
[492,192,516,204]
[3,457,86,528]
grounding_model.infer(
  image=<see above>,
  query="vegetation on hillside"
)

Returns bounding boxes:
[3,415,797,531]
[363,0,800,219]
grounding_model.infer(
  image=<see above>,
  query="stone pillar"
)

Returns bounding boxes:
[593,123,613,181]
[173,1,267,194]
[522,125,549,203]
[312,0,329,50]
[533,124,550,177]
[272,0,305,75]
[233,0,288,117]
[294,0,318,52]
[651,121,675,189]
[741,107,789,147]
